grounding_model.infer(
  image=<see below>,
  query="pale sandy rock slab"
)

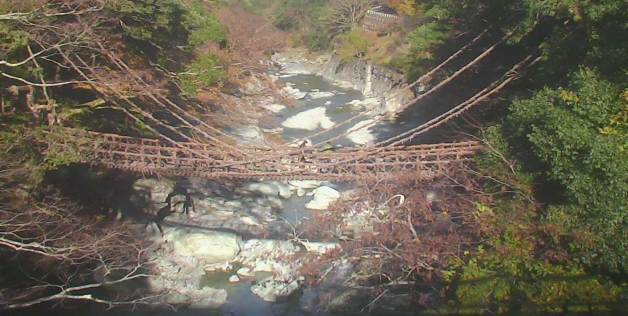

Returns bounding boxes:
[167,230,242,264]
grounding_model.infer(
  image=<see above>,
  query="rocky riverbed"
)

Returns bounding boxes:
[132,177,345,309]
[118,48,424,315]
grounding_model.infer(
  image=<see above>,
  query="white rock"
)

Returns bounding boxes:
[243,181,292,199]
[234,125,263,140]
[297,188,306,197]
[302,242,341,254]
[293,91,307,99]
[262,103,286,113]
[335,80,355,89]
[266,196,283,209]
[324,101,332,105]
[229,275,240,283]
[346,120,376,145]
[347,99,363,107]
[309,91,335,99]
[363,97,380,107]
[288,180,321,189]
[169,231,241,264]
[305,186,340,210]
[237,239,301,278]
[237,267,255,277]
[251,277,299,302]
[282,107,335,131]
[239,215,261,227]
[204,261,232,272]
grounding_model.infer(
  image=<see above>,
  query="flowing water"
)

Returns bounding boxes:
[118,70,438,316]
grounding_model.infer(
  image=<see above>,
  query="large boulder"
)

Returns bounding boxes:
[243,181,292,199]
[305,186,340,210]
[165,228,242,264]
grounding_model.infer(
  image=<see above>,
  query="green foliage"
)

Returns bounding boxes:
[337,28,371,63]
[110,0,228,54]
[178,54,227,95]
[272,0,329,50]
[446,218,626,314]
[0,125,85,185]
[436,143,628,314]
[495,68,628,271]
[238,0,274,14]
[184,1,228,48]
[0,22,28,56]
[111,0,188,46]
[406,21,450,55]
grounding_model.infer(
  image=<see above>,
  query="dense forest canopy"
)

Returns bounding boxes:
[1,0,628,314]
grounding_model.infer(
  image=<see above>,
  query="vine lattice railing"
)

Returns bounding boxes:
[40,129,481,181]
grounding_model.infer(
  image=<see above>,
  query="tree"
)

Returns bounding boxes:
[322,0,376,35]
[0,129,155,310]
[497,69,628,272]
[386,0,417,16]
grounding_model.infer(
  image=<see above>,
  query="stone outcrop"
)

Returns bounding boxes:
[322,55,416,115]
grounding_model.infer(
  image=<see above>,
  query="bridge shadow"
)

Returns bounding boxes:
[160,219,244,236]
[370,86,462,146]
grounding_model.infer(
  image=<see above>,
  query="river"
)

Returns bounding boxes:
[111,58,448,316]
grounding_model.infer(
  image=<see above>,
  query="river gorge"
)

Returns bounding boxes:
[75,49,446,316]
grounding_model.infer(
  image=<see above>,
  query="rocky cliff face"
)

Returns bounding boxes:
[322,55,416,114]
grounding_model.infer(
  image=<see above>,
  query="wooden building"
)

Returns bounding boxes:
[362,5,400,33]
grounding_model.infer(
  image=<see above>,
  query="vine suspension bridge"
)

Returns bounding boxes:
[39,129,481,181]
[32,27,543,181]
